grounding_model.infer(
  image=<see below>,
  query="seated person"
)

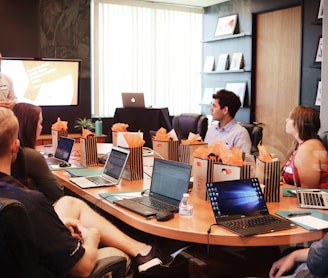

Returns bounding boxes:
[204,89,251,154]
[11,102,64,203]
[0,107,173,277]
[281,106,328,189]
[269,233,328,277]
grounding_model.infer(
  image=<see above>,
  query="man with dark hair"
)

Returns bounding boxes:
[0,51,17,108]
[204,89,251,153]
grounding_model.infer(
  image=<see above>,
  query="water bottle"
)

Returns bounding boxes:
[95,118,103,136]
[179,193,193,217]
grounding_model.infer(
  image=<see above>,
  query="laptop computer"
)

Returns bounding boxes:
[69,146,130,188]
[45,136,75,165]
[121,92,145,108]
[206,178,295,237]
[114,158,192,217]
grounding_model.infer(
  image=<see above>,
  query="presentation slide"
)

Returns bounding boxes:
[1,59,80,106]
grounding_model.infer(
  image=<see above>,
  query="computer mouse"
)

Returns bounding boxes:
[59,161,71,167]
[156,211,174,222]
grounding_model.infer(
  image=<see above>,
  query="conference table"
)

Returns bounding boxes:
[40,144,328,248]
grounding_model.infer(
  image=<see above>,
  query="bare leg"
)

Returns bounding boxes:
[54,196,148,257]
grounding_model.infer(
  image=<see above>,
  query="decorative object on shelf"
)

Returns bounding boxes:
[225,81,247,107]
[202,88,214,105]
[318,0,323,19]
[216,53,230,71]
[315,37,323,63]
[315,80,322,106]
[215,14,238,37]
[74,117,95,134]
[203,56,215,72]
[229,52,244,70]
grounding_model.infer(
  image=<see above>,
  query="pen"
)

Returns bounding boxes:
[287,212,312,218]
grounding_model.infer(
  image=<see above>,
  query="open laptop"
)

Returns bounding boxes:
[45,136,75,165]
[69,146,130,188]
[114,158,192,217]
[206,178,295,237]
[121,92,145,108]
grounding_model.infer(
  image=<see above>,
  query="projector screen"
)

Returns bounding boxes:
[1,58,80,106]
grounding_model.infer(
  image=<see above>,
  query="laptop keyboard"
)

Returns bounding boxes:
[135,196,178,212]
[87,176,113,185]
[303,192,325,207]
[221,215,282,230]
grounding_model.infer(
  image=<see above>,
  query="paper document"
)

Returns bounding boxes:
[288,215,328,230]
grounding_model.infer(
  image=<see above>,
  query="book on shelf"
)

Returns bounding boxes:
[229,52,244,70]
[216,54,229,71]
[203,56,215,72]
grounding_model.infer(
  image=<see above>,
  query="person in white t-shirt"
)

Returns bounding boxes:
[0,51,17,108]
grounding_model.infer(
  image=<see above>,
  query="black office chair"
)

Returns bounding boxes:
[0,197,127,278]
[239,123,263,156]
[319,131,328,151]
[172,113,208,141]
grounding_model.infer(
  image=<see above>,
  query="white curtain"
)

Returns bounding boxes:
[91,0,203,117]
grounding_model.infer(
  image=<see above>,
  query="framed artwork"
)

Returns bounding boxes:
[315,37,323,63]
[315,80,322,106]
[318,0,323,19]
[215,14,238,37]
[225,81,247,107]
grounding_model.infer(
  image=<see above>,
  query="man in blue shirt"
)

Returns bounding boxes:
[204,89,251,154]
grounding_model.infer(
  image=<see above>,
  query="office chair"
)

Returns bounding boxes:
[319,131,328,151]
[239,123,263,156]
[0,197,127,278]
[172,113,208,141]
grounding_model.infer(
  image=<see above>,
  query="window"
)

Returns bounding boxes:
[91,0,203,117]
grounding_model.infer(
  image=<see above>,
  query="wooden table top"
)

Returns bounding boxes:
[40,144,327,247]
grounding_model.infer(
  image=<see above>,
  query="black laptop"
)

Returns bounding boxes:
[114,158,192,217]
[206,178,296,236]
[45,136,75,165]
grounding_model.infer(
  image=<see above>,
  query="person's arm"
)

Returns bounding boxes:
[24,148,64,202]
[68,225,100,277]
[307,233,328,276]
[269,248,309,278]
[294,139,326,188]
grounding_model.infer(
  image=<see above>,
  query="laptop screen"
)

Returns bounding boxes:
[54,137,75,161]
[207,178,269,218]
[150,158,192,203]
[103,147,129,179]
[121,92,145,108]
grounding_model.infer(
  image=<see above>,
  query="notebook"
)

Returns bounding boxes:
[121,92,145,108]
[114,158,192,217]
[69,146,130,188]
[45,136,75,165]
[206,178,295,237]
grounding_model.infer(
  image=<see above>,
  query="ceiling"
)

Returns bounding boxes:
[137,0,228,8]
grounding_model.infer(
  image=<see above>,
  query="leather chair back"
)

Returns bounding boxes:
[319,131,328,151]
[239,123,263,156]
[0,197,53,277]
[172,113,208,141]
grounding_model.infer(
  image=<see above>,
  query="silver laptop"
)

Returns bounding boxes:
[114,158,192,217]
[121,92,145,108]
[291,167,328,209]
[70,146,130,188]
[45,136,75,165]
[206,178,295,237]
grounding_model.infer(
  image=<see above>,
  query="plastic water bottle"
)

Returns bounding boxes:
[179,193,193,217]
[95,118,103,136]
